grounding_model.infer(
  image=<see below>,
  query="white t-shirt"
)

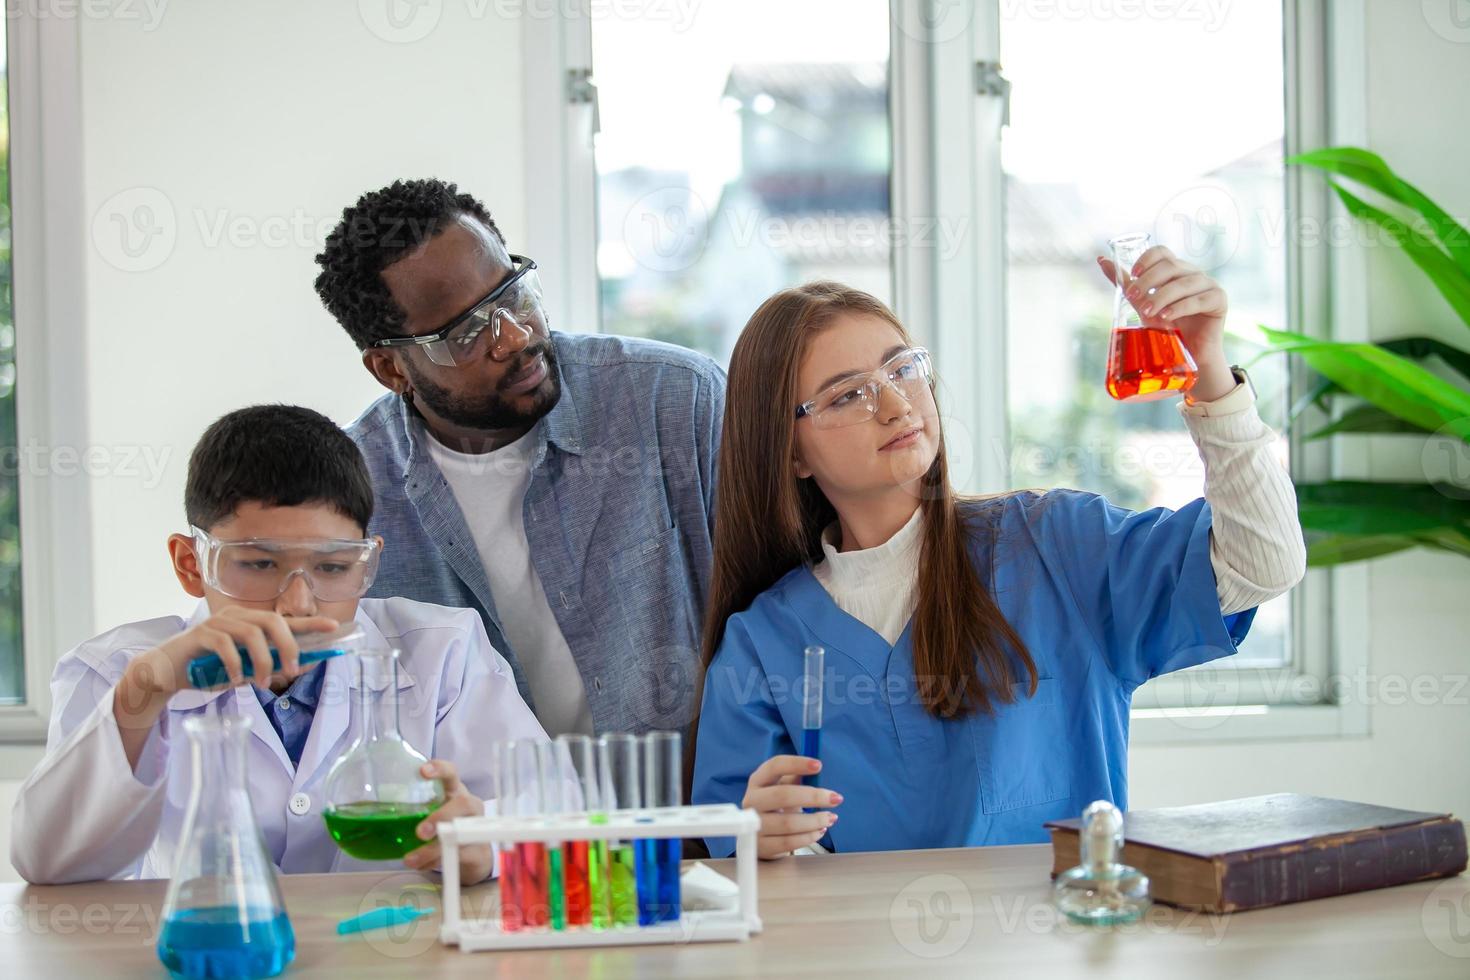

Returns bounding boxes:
[425,425,594,738]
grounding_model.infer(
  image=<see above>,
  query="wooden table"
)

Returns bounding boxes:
[3,845,1467,978]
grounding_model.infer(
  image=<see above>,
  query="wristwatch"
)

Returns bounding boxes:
[1181,364,1254,415]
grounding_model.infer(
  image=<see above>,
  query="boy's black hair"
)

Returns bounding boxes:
[313,178,506,351]
[185,405,374,533]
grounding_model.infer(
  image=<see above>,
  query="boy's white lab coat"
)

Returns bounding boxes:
[10,597,549,884]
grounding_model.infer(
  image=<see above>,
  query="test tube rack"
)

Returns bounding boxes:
[437,803,762,952]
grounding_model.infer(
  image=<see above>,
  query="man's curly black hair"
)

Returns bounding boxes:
[313,178,506,350]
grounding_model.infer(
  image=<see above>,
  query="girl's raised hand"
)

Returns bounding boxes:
[742,755,841,860]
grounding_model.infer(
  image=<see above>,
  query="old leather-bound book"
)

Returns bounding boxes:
[1045,793,1467,913]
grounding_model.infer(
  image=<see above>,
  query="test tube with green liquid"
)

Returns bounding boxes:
[535,741,568,931]
[598,734,642,927]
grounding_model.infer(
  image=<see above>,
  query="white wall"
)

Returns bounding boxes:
[1,1,528,879]
[80,1,529,632]
[1128,1,1470,821]
[3,0,1469,882]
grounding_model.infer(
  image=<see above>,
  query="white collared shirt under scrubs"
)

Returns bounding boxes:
[693,379,1306,856]
[10,597,549,884]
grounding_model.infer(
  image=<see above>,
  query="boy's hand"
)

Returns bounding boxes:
[121,607,339,701]
[743,755,841,860]
[404,760,493,884]
[111,608,338,771]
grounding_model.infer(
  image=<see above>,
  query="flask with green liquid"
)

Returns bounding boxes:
[321,647,445,860]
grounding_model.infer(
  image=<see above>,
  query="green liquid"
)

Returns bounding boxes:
[548,846,567,931]
[323,801,437,860]
[588,837,611,930]
[609,843,638,927]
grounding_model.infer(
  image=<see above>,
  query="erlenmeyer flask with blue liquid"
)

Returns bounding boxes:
[157,714,294,979]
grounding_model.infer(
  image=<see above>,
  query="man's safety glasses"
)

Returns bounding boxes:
[371,255,543,368]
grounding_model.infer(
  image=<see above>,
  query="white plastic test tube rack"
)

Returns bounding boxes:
[437,803,762,952]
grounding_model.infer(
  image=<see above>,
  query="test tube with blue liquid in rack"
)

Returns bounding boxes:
[802,645,824,785]
[642,732,683,923]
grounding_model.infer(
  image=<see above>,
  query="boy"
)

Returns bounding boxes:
[10,405,547,884]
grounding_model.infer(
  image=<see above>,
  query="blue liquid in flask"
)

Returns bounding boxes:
[157,907,295,979]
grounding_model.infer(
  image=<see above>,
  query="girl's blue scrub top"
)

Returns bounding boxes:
[691,489,1256,857]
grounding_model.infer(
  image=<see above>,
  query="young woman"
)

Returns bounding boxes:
[691,248,1305,859]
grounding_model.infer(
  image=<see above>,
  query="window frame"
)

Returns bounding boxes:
[532,0,1371,744]
[0,9,98,756]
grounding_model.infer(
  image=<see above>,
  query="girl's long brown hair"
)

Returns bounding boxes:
[700,281,1037,723]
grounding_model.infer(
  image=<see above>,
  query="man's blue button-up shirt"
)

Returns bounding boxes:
[346,331,725,735]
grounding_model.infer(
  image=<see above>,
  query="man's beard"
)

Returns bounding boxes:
[406,341,562,432]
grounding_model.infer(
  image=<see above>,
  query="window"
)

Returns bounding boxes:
[537,0,1364,739]
[0,19,20,707]
[998,2,1292,671]
[589,0,893,364]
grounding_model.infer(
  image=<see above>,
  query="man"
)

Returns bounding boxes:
[314,179,724,737]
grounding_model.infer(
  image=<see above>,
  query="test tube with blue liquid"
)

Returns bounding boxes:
[641,732,683,924]
[802,645,824,785]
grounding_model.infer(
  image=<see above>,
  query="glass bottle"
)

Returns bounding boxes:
[321,647,445,860]
[1105,232,1197,401]
[157,715,294,980]
[1051,799,1151,925]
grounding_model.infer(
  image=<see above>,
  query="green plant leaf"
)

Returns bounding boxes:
[1255,326,1470,441]
[1287,374,1340,427]
[1305,533,1419,566]
[1331,184,1470,329]
[1289,147,1470,276]
[1414,526,1470,558]
[1305,404,1434,439]
[1377,336,1470,383]
[1296,481,1470,536]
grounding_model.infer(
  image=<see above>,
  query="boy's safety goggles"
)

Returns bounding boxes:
[191,527,382,602]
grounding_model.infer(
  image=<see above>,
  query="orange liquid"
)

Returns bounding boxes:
[1105,325,1197,401]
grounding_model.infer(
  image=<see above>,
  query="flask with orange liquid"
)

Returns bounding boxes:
[1104,233,1197,401]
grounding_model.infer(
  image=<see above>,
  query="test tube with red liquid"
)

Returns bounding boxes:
[495,740,524,932]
